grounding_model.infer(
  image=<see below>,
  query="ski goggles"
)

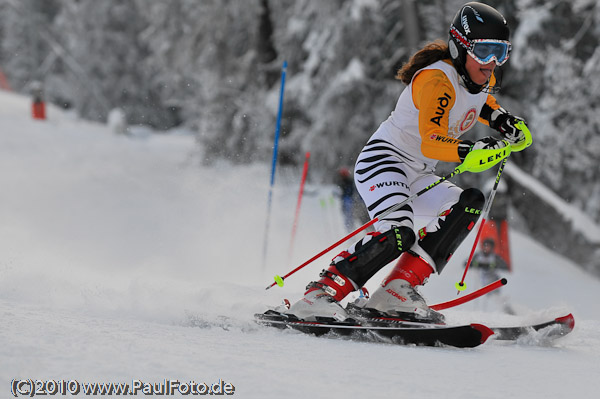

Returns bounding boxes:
[469,39,511,66]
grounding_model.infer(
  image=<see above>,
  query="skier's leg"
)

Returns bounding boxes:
[287,143,417,320]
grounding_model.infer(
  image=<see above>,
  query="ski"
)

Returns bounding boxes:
[352,312,576,342]
[255,310,575,347]
[255,310,493,348]
[490,313,575,341]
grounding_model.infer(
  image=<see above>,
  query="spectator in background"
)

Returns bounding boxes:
[469,237,515,314]
[470,237,509,286]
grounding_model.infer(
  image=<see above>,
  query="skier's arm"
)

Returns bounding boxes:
[477,95,500,126]
[412,69,462,162]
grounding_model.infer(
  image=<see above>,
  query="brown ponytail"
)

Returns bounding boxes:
[396,40,451,84]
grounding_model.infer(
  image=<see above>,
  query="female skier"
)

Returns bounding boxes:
[285,2,530,322]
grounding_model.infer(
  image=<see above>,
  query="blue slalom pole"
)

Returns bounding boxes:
[262,60,287,269]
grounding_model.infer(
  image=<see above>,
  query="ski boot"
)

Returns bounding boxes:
[286,264,355,322]
[363,250,445,323]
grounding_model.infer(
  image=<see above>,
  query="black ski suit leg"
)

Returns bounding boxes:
[418,188,485,273]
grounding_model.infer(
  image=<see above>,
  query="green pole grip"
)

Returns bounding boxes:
[511,121,533,152]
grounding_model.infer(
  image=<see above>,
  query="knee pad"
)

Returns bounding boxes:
[419,188,485,273]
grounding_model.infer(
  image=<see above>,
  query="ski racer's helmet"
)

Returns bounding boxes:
[448,2,511,94]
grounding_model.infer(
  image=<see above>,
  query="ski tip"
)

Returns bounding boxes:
[471,323,494,344]
[555,313,575,330]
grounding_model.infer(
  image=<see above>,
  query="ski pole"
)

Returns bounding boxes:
[456,156,509,294]
[262,60,287,269]
[455,120,532,293]
[432,278,507,311]
[266,164,469,290]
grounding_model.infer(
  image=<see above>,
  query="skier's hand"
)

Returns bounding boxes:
[490,108,527,145]
[457,136,509,162]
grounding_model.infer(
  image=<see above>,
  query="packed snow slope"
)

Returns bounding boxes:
[1,89,599,398]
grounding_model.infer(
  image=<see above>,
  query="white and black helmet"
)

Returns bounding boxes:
[448,2,511,94]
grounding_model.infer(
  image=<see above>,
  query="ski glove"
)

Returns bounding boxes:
[490,107,527,144]
[457,136,509,162]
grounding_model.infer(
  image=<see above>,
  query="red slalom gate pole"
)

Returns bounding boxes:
[431,278,507,311]
[288,152,311,259]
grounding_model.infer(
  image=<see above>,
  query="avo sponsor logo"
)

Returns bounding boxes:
[369,181,409,191]
[430,92,452,126]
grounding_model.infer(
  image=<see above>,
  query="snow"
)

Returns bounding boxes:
[1,90,599,398]
[510,3,551,68]
[505,162,600,244]
[331,57,366,87]
[349,0,379,21]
